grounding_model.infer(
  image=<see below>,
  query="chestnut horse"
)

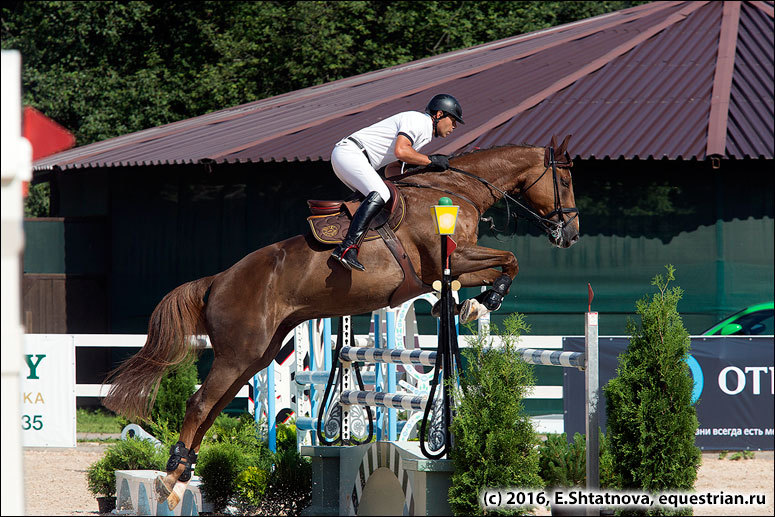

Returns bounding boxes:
[103,136,579,509]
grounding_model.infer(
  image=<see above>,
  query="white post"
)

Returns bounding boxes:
[1,49,32,516]
[585,311,600,516]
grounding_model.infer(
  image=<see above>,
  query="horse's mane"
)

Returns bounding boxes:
[393,143,539,182]
[449,142,539,159]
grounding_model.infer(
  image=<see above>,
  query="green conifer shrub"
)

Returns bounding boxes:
[537,432,621,490]
[448,314,543,515]
[603,266,701,515]
[195,414,272,512]
[147,359,198,438]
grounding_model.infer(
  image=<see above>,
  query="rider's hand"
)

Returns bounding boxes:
[428,154,450,171]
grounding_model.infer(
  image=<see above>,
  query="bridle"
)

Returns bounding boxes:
[395,145,579,240]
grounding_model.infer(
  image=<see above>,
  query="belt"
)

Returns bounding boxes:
[347,136,373,167]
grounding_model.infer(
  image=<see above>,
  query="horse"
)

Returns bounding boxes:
[103,135,580,509]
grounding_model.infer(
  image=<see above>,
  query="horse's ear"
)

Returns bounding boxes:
[558,134,571,156]
[550,135,558,149]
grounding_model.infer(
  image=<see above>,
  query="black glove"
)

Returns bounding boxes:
[428,154,450,171]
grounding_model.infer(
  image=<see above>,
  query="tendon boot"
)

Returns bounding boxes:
[331,191,386,271]
[480,274,512,311]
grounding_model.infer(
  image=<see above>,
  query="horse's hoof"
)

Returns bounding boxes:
[154,475,172,503]
[459,299,489,324]
[432,299,462,319]
[459,299,478,324]
[173,480,189,509]
[431,300,441,318]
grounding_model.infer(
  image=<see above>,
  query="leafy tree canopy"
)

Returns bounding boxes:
[2,1,645,146]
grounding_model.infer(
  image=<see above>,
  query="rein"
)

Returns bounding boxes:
[396,147,579,239]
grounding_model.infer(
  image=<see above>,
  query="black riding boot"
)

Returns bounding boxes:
[331,191,386,271]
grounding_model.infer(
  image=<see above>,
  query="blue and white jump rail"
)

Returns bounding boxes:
[290,293,440,450]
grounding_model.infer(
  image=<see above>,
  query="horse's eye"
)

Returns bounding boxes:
[561,177,570,188]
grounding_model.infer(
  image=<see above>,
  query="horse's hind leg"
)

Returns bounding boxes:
[188,326,294,451]
[156,354,259,507]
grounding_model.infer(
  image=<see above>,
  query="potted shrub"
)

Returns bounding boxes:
[86,436,166,513]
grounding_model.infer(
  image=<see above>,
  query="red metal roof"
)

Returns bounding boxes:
[33,1,774,173]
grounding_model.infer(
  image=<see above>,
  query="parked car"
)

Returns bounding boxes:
[702,301,774,336]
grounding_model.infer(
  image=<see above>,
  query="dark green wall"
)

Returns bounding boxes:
[27,158,774,336]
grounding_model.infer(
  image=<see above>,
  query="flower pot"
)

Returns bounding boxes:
[550,504,578,516]
[97,496,116,514]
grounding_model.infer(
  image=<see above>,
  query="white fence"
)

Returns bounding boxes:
[47,333,567,402]
[24,329,569,440]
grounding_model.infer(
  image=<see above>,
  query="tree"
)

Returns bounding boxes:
[603,266,701,515]
[3,1,646,216]
[2,1,646,146]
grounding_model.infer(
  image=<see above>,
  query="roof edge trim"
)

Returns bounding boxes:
[706,1,742,157]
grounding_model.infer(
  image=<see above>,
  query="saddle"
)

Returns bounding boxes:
[307,181,405,244]
[306,181,429,307]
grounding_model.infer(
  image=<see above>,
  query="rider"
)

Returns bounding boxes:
[330,93,464,271]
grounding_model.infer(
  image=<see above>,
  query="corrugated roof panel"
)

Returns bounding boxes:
[726,1,775,158]
[32,1,774,173]
[463,2,721,160]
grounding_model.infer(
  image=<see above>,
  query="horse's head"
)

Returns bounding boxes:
[518,135,580,248]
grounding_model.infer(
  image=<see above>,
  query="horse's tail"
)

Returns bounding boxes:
[103,276,214,421]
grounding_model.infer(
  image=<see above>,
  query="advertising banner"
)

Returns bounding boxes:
[21,335,76,447]
[564,336,774,450]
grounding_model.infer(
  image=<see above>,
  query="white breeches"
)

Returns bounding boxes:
[331,140,391,202]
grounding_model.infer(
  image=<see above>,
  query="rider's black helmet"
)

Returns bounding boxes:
[425,94,465,124]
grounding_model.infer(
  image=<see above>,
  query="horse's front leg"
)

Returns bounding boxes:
[432,245,519,323]
[451,245,519,282]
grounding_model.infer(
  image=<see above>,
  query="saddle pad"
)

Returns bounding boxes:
[307,188,406,245]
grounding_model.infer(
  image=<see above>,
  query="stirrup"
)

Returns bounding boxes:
[338,245,365,271]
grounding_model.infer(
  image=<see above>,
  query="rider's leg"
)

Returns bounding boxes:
[331,191,385,271]
[330,141,390,271]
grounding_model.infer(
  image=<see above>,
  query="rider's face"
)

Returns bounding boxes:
[435,113,457,138]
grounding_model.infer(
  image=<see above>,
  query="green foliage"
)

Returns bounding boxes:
[24,182,50,217]
[538,433,586,488]
[728,450,755,461]
[76,408,123,434]
[2,1,647,146]
[86,437,166,497]
[448,313,542,515]
[195,414,273,512]
[234,466,271,514]
[603,266,701,515]
[261,422,312,516]
[537,432,621,490]
[147,359,198,439]
[196,441,256,512]
[275,420,298,452]
[4,0,647,216]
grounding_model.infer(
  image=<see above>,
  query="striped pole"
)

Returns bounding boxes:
[341,390,428,412]
[516,348,585,369]
[339,346,437,366]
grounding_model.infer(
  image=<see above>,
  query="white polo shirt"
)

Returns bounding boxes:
[348,111,434,170]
